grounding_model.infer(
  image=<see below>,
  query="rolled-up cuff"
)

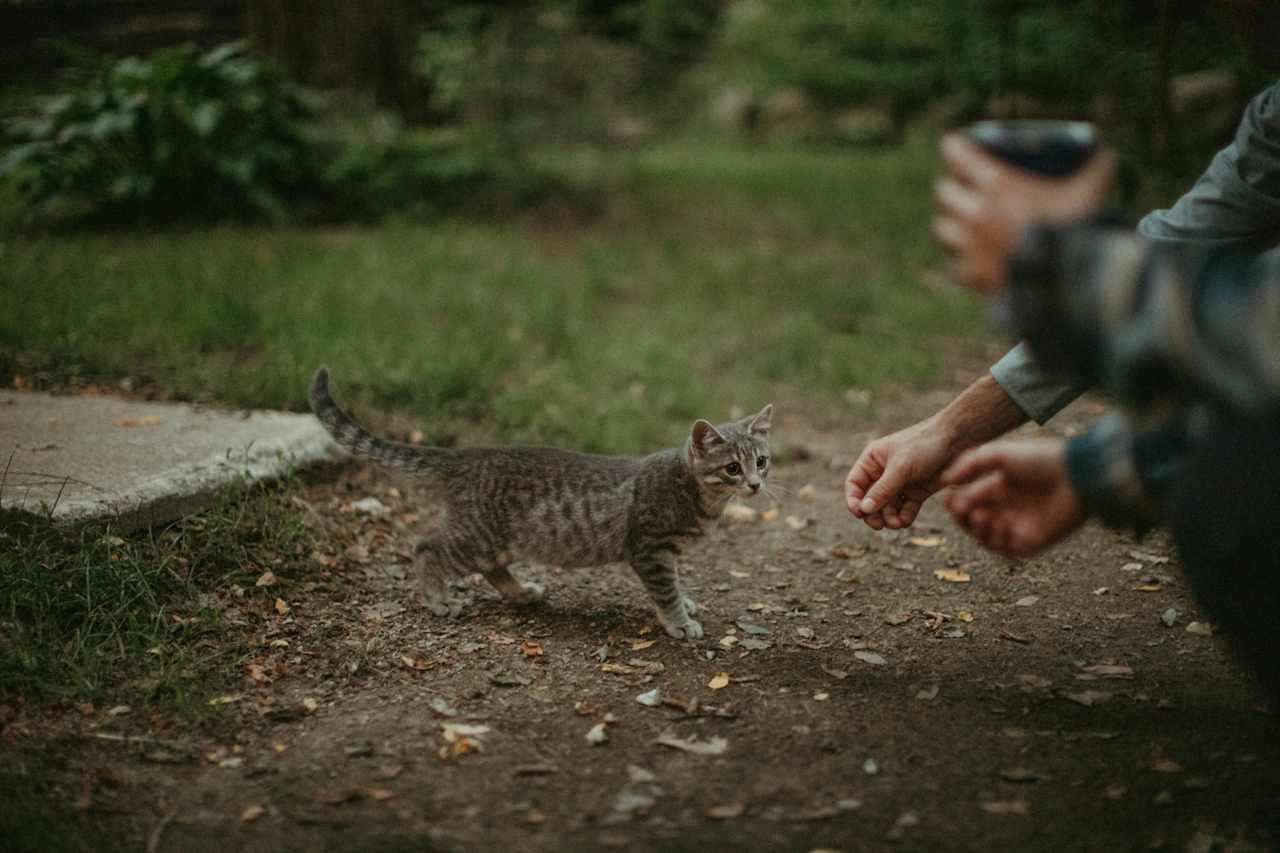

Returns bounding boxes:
[990,342,1088,425]
[1065,416,1162,533]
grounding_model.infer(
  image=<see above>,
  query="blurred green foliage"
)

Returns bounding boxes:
[0,42,324,224]
[417,0,721,146]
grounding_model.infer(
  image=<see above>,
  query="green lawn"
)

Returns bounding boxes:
[1,136,983,454]
[1,134,987,708]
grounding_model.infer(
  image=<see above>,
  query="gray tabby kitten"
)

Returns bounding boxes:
[309,367,772,639]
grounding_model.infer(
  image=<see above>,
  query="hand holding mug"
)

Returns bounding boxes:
[933,122,1117,295]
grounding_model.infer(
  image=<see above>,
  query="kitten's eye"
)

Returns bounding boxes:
[725,462,742,476]
[756,456,768,470]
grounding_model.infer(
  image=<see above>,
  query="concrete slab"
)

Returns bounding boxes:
[0,390,337,531]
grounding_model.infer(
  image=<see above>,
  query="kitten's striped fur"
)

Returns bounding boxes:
[309,367,772,639]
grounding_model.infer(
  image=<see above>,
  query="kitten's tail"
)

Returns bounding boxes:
[309,367,442,472]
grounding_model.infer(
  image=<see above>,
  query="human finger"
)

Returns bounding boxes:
[858,457,911,516]
[931,215,969,255]
[946,471,1007,516]
[934,176,981,221]
[940,443,1008,487]
[941,133,1004,190]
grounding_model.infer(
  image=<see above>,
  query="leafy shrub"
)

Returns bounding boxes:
[0,41,324,224]
[323,127,557,221]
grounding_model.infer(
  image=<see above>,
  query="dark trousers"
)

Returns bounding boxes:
[1171,412,1280,704]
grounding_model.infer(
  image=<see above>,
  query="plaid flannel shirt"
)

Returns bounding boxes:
[1004,228,1280,530]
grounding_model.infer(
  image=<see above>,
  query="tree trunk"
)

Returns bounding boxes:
[244,0,425,115]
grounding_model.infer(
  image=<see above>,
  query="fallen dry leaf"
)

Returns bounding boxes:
[785,515,812,531]
[115,415,164,428]
[916,685,940,701]
[400,654,435,671]
[853,650,887,666]
[934,569,971,583]
[999,629,1031,644]
[884,612,913,626]
[1186,621,1213,636]
[654,733,728,756]
[600,662,635,675]
[255,571,277,587]
[240,804,266,822]
[635,688,662,707]
[631,639,656,651]
[520,640,544,659]
[1064,689,1113,707]
[302,697,319,714]
[956,611,975,622]
[586,723,608,745]
[365,787,395,801]
[707,672,731,690]
[440,722,490,743]
[979,800,1030,816]
[1151,757,1183,773]
[705,802,745,820]
[909,536,944,548]
[1074,663,1134,681]
[1000,767,1046,783]
[274,598,290,616]
[760,508,780,522]
[723,504,758,524]
[1014,595,1040,607]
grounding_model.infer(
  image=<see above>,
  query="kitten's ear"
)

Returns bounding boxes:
[690,419,727,455]
[747,404,773,437]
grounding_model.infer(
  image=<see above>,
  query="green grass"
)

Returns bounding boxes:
[0,477,313,709]
[0,135,983,454]
[0,135,985,707]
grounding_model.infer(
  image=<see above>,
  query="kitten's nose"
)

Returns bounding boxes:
[749,483,760,494]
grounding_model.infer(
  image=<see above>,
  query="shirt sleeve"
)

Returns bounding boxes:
[988,79,1280,423]
[989,342,1088,425]
[1064,413,1166,532]
[1005,226,1280,418]
[1138,81,1280,252]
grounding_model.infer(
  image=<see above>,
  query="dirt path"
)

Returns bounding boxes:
[6,386,1278,853]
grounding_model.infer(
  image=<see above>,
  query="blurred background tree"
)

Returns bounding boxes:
[0,0,1261,225]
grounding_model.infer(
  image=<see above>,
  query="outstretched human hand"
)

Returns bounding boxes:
[940,438,1085,558]
[845,374,1030,530]
[932,134,1116,294]
[845,417,953,530]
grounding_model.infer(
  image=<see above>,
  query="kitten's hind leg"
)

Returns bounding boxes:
[414,539,465,617]
[482,564,545,607]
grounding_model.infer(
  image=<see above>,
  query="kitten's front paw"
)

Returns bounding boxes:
[680,594,699,616]
[660,615,704,640]
[508,581,545,606]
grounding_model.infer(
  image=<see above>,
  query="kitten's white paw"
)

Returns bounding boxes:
[680,594,699,616]
[509,581,545,606]
[660,615,704,640]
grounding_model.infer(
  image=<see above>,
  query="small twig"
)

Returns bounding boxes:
[81,732,197,754]
[0,447,14,504]
[146,809,178,853]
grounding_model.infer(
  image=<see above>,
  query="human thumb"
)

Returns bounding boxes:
[859,462,907,514]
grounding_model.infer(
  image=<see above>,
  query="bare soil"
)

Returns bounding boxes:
[4,384,1277,853]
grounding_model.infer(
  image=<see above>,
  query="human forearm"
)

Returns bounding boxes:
[931,372,1029,454]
